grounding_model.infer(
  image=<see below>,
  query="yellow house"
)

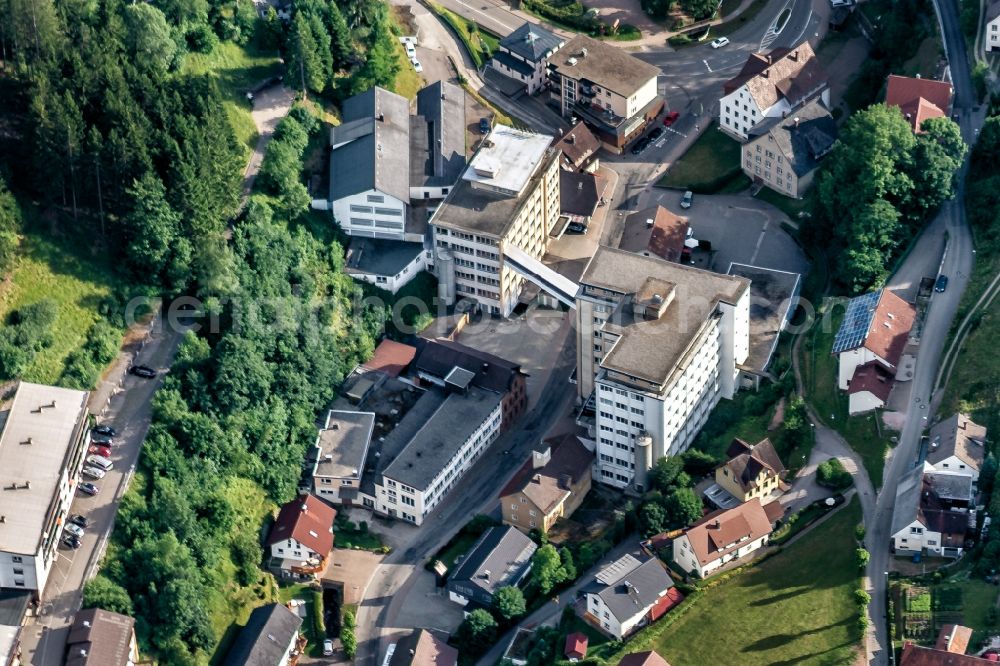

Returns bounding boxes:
[499,434,594,533]
[715,438,786,504]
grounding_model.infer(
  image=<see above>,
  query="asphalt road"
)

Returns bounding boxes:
[864,0,980,660]
[354,323,578,665]
[20,319,182,666]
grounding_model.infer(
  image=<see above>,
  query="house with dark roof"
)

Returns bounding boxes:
[890,464,972,558]
[446,525,537,607]
[222,604,303,666]
[499,433,594,533]
[720,42,829,140]
[619,652,671,666]
[832,288,916,396]
[64,608,138,666]
[847,361,895,415]
[580,555,681,639]
[672,498,778,578]
[620,206,689,263]
[386,628,458,666]
[885,74,953,133]
[560,170,608,223]
[488,22,565,95]
[741,98,837,198]
[553,122,601,173]
[988,0,1000,51]
[926,414,988,482]
[328,82,465,292]
[713,437,786,505]
[0,589,30,666]
[266,494,336,579]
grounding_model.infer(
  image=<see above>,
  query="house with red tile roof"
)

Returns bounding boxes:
[554,121,601,173]
[847,361,895,415]
[362,339,417,377]
[564,632,588,661]
[672,498,776,578]
[620,206,690,263]
[266,494,336,579]
[619,651,670,666]
[832,288,916,400]
[885,74,953,133]
[901,625,990,665]
[719,42,830,140]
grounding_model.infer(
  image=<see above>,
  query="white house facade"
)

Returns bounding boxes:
[987,1,1000,51]
[488,22,565,95]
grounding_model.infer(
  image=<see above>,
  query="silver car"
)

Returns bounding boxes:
[64,522,85,538]
[82,465,106,480]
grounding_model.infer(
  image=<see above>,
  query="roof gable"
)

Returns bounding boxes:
[726,43,828,110]
[554,121,601,168]
[680,498,774,565]
[500,22,564,62]
[499,434,594,514]
[223,604,303,666]
[848,361,894,402]
[450,525,537,595]
[832,288,915,365]
[722,437,786,492]
[267,494,336,554]
[885,75,953,132]
[927,413,987,470]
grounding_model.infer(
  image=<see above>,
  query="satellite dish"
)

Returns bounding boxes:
[684,237,699,249]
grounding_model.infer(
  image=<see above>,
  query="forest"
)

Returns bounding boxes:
[0,0,406,661]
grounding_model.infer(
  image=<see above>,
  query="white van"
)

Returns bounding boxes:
[86,454,113,471]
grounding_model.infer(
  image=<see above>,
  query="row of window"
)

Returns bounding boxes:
[350,204,402,217]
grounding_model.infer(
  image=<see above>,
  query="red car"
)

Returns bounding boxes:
[663,111,680,126]
[89,444,112,458]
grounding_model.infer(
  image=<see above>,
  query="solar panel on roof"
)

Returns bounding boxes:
[831,289,882,354]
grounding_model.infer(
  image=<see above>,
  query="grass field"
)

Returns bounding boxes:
[428,3,497,69]
[183,41,283,158]
[392,39,423,100]
[0,229,121,384]
[650,497,863,665]
[800,305,895,487]
[692,390,775,461]
[657,126,744,194]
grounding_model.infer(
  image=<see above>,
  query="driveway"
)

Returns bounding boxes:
[243,83,296,199]
[389,570,465,638]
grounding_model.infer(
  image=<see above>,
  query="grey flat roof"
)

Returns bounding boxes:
[381,386,503,490]
[0,382,89,556]
[581,248,750,387]
[463,126,554,195]
[314,411,375,479]
[345,238,424,277]
[727,263,801,374]
[549,34,660,98]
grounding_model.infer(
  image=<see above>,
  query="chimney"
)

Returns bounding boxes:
[533,445,552,469]
[83,620,91,628]
[567,134,575,144]
[577,182,583,191]
[766,54,772,64]
[789,50,799,61]
[794,117,800,128]
[714,519,721,529]
[377,113,385,122]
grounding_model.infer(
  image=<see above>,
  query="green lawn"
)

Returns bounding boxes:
[392,39,423,100]
[901,35,943,78]
[691,390,775,461]
[434,532,480,569]
[428,3,497,69]
[183,41,283,158]
[648,498,863,665]
[657,125,744,194]
[800,304,895,487]
[334,517,386,552]
[0,230,121,384]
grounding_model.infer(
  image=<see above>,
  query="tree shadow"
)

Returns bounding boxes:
[749,585,814,606]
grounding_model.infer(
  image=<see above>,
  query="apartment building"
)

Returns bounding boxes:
[576,248,750,490]
[720,43,829,140]
[311,410,375,504]
[374,386,503,525]
[431,125,560,317]
[0,383,90,595]
[547,35,663,152]
[488,22,564,95]
[741,98,837,199]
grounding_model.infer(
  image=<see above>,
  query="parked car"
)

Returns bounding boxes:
[323,639,334,657]
[79,482,100,496]
[64,523,85,538]
[89,444,112,458]
[631,137,651,155]
[663,111,680,126]
[93,424,117,437]
[566,222,587,234]
[86,455,113,471]
[410,57,422,73]
[680,190,694,209]
[710,37,730,48]
[68,514,90,528]
[935,275,949,292]
[648,127,664,141]
[82,466,106,480]
[830,0,853,6]
[91,432,113,445]
[62,534,82,549]
[129,365,157,378]
[479,117,491,134]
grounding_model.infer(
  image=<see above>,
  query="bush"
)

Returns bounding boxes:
[856,547,870,569]
[0,299,59,380]
[340,609,357,658]
[855,589,872,606]
[817,458,853,490]
[60,319,123,389]
[312,590,325,639]
[668,33,693,47]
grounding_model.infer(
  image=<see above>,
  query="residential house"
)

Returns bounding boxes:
[988,0,1000,52]
[926,414,987,482]
[222,604,303,666]
[499,433,594,533]
[847,361,895,415]
[672,498,779,578]
[0,590,30,666]
[720,42,829,140]
[413,338,528,429]
[890,464,972,558]
[547,35,664,152]
[885,74,954,133]
[560,170,608,225]
[386,628,458,666]
[553,122,601,173]
[446,526,537,607]
[64,609,138,666]
[575,247,750,490]
[0,382,91,595]
[266,494,336,579]
[936,624,973,654]
[362,339,418,378]
[832,288,916,392]
[430,125,563,317]
[564,632,588,661]
[713,438,786,505]
[311,410,375,504]
[488,23,564,95]
[581,555,681,639]
[900,623,988,665]
[328,82,465,292]
[619,652,671,666]
[741,98,837,198]
[620,207,689,263]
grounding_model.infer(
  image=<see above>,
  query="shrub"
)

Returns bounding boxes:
[855,523,866,542]
[340,609,357,658]
[312,590,325,639]
[817,458,853,490]
[855,589,872,606]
